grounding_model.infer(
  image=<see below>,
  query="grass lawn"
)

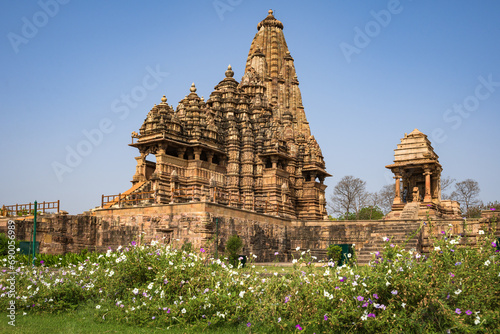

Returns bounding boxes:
[0,307,252,334]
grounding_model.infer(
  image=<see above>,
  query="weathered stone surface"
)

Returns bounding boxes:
[2,204,497,265]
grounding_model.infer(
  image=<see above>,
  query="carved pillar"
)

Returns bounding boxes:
[424,169,432,202]
[177,147,186,159]
[132,154,147,183]
[206,151,214,164]
[393,174,402,204]
[193,147,202,161]
[271,156,278,169]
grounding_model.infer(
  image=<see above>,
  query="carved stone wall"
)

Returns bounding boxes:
[2,204,498,264]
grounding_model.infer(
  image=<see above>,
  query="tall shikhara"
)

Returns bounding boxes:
[128,10,330,220]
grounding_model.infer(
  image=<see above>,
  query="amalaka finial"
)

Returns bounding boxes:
[268,9,273,16]
[190,83,197,93]
[225,64,234,78]
[161,95,167,103]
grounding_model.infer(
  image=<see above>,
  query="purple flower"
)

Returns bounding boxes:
[455,308,461,314]
[285,296,290,303]
[357,296,364,301]
[362,302,368,307]
[491,208,496,211]
[373,293,379,299]
[296,324,303,330]
[492,242,497,248]
[200,248,206,253]
[152,316,155,319]
[247,323,251,327]
[40,260,44,265]
[274,251,279,255]
[167,308,171,313]
[449,273,455,277]
[131,241,137,246]
[455,262,461,266]
[441,231,445,234]
[391,290,398,295]
[466,310,472,315]
[390,244,395,248]
[324,315,328,321]
[427,204,432,207]
[340,277,345,282]
[367,313,376,318]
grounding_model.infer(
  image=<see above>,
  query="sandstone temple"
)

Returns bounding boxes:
[385,129,461,220]
[112,9,330,220]
[1,10,498,264]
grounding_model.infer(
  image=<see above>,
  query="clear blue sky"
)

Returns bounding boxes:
[1,1,499,214]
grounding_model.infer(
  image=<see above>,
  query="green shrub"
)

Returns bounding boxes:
[326,244,342,263]
[0,233,19,256]
[225,234,243,267]
[0,225,498,332]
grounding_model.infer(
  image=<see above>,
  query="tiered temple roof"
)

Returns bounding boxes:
[125,10,330,220]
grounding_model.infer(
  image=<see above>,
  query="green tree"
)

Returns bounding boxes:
[357,206,384,220]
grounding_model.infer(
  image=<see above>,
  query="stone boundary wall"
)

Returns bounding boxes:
[1,204,498,263]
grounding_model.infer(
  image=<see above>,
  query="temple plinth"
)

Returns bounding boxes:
[385,129,461,220]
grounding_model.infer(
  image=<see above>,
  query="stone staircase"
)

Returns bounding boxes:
[400,202,420,219]
[356,221,422,265]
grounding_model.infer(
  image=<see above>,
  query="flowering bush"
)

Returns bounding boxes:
[0,225,498,332]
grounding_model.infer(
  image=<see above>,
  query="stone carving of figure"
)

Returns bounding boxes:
[412,187,420,202]
[403,187,408,203]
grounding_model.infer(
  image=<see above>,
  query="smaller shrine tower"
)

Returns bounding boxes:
[385,129,461,219]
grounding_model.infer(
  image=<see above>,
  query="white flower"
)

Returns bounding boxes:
[434,246,441,251]
[292,259,298,264]
[478,230,484,235]
[296,247,300,251]
[252,254,257,259]
[474,318,480,325]
[147,283,154,290]
[181,308,186,314]
[401,303,406,308]
[78,266,83,271]
[454,289,462,295]
[132,288,139,295]
[239,291,245,298]
[383,237,389,242]
[347,253,352,258]
[96,305,101,309]
[484,260,491,266]
[151,240,158,246]
[109,270,115,277]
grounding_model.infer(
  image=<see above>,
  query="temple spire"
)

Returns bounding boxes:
[244,10,310,137]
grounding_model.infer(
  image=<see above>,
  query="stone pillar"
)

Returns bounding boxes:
[193,147,202,161]
[393,174,402,204]
[206,151,214,164]
[271,156,278,169]
[177,147,186,159]
[132,154,147,183]
[424,170,432,202]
